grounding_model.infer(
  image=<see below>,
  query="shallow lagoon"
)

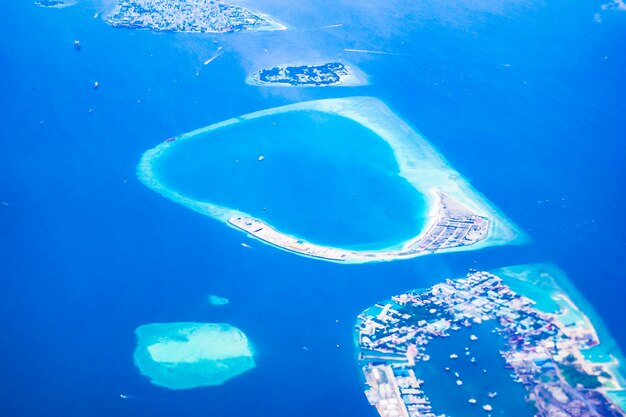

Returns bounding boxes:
[152,110,427,250]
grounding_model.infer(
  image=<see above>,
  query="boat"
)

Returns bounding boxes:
[483,404,493,412]
[74,40,81,51]
[449,354,458,359]
[470,334,478,341]
[93,81,99,90]
[468,398,477,404]
[456,380,463,386]
[488,391,497,398]
[258,155,265,161]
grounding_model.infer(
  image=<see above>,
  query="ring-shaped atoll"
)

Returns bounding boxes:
[138,97,528,263]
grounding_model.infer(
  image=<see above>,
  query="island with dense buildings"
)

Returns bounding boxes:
[106,0,286,33]
[355,266,626,416]
[247,62,366,87]
[138,97,526,264]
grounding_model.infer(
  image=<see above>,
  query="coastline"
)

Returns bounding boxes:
[137,97,528,263]
[245,63,369,88]
[35,0,78,8]
[494,263,626,409]
[133,322,255,389]
[355,266,626,416]
[104,1,287,34]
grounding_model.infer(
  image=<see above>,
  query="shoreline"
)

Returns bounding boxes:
[35,0,78,8]
[137,97,528,263]
[355,266,626,415]
[494,263,626,407]
[105,1,287,34]
[245,63,368,88]
[227,190,489,263]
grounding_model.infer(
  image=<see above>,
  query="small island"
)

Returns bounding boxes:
[133,322,255,389]
[247,63,366,87]
[35,0,76,8]
[106,0,286,33]
[356,265,626,416]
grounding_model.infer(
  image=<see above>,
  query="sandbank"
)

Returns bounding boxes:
[133,322,255,389]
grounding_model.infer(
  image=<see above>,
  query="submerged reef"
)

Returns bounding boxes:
[207,295,229,306]
[134,322,255,389]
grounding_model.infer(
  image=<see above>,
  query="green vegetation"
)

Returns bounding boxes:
[558,363,602,389]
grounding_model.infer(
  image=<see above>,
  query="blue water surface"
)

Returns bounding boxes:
[417,324,532,417]
[153,110,426,249]
[1,1,625,417]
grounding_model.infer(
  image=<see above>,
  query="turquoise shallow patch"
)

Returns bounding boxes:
[133,322,255,389]
[207,295,229,306]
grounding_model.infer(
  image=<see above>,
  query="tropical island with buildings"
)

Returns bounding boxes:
[34,0,76,7]
[228,192,490,262]
[355,266,626,416]
[247,62,366,87]
[106,0,286,33]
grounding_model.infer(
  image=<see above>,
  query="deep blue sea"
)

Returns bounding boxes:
[1,1,625,417]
